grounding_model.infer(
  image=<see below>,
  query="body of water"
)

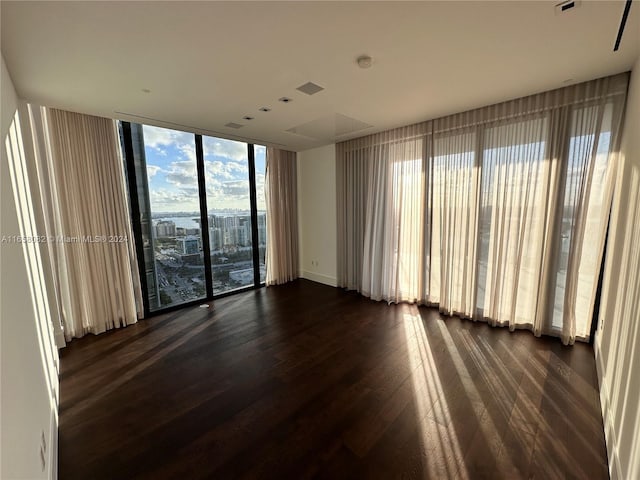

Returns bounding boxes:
[155,216,201,229]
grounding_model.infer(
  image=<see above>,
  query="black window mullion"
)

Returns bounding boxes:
[121,121,151,317]
[248,144,261,287]
[195,134,213,299]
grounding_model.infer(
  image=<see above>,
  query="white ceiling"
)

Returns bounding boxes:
[2,1,639,151]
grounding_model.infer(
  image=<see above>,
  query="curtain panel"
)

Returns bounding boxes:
[265,147,299,285]
[28,107,142,342]
[337,73,629,344]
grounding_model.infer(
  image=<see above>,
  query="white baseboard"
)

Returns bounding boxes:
[49,407,58,480]
[299,270,338,287]
[595,338,622,480]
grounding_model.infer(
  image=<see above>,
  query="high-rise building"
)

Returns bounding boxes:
[208,227,224,251]
[177,236,200,255]
[257,213,266,245]
[155,220,176,238]
[207,213,262,248]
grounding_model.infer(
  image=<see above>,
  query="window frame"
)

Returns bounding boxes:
[120,121,266,318]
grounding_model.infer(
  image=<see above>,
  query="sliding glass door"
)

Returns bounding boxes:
[120,121,266,315]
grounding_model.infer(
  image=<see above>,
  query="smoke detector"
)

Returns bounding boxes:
[357,55,373,69]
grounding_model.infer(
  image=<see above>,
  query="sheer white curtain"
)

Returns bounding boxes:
[265,147,299,285]
[429,127,479,316]
[337,73,628,344]
[28,106,142,342]
[338,123,430,301]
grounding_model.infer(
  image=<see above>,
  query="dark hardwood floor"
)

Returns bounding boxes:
[59,279,608,479]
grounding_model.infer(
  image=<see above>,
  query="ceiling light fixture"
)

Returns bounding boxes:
[279,97,292,103]
[259,107,271,112]
[141,88,151,93]
[357,55,373,69]
[243,116,254,121]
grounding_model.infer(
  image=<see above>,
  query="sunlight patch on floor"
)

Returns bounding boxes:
[402,313,469,479]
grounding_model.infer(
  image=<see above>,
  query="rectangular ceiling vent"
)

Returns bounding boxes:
[286,113,372,141]
[555,0,581,15]
[296,82,325,96]
[224,122,244,129]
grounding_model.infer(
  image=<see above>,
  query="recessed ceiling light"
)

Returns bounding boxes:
[141,88,151,93]
[279,97,292,103]
[224,122,244,129]
[259,107,271,112]
[243,116,254,121]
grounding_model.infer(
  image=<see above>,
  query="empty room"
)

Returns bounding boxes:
[1,1,640,479]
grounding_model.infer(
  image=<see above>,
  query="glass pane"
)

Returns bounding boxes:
[430,131,476,313]
[478,117,548,325]
[574,128,610,336]
[255,145,267,283]
[390,140,424,302]
[203,136,253,294]
[140,125,206,311]
[556,104,615,337]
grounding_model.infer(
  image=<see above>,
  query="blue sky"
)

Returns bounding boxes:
[142,125,266,213]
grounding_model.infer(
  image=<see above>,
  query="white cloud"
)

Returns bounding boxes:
[203,136,248,161]
[150,146,168,157]
[165,160,198,190]
[146,165,163,178]
[178,143,196,162]
[142,125,193,149]
[142,125,196,163]
[221,180,249,198]
[149,189,200,212]
[205,159,249,182]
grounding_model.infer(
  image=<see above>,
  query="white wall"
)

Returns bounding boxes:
[297,144,337,287]
[596,56,640,480]
[1,55,58,479]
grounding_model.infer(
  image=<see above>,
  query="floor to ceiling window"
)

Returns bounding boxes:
[120,121,266,315]
[336,73,628,345]
[203,136,255,294]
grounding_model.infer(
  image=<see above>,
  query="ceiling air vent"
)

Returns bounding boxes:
[224,122,244,129]
[555,0,581,14]
[296,82,325,96]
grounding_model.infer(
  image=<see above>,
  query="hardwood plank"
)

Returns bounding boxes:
[58,279,609,479]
